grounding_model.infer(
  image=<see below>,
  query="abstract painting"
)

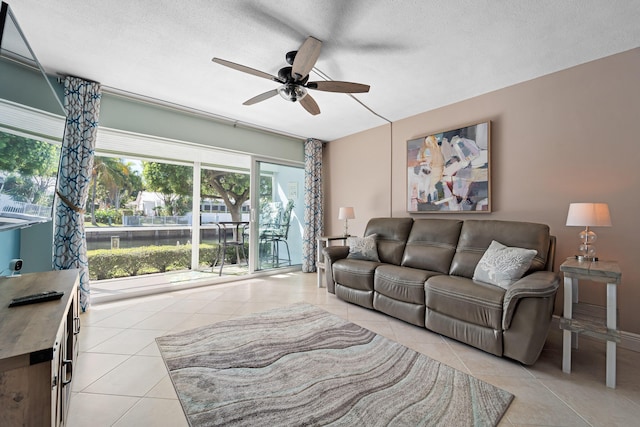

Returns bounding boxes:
[407,121,490,212]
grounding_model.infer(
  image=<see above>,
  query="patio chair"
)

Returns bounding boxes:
[212,221,248,276]
[261,200,294,268]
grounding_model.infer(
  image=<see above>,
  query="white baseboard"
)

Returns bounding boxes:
[551,315,640,353]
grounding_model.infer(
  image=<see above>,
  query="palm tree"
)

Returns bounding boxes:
[88,157,136,225]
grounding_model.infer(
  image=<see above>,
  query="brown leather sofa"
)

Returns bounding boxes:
[323,218,559,365]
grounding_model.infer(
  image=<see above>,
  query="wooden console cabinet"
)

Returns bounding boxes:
[0,269,80,426]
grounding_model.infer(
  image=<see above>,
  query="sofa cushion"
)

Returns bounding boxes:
[364,218,414,265]
[449,220,550,279]
[473,240,537,288]
[425,275,505,330]
[375,265,440,305]
[335,284,375,309]
[374,293,425,327]
[401,219,463,273]
[333,259,381,292]
[347,234,380,261]
[426,309,503,356]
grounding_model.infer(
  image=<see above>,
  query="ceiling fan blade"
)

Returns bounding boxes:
[292,36,322,80]
[243,89,279,106]
[300,93,320,116]
[212,58,280,82]
[307,81,370,93]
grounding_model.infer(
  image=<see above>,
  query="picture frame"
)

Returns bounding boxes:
[407,121,491,213]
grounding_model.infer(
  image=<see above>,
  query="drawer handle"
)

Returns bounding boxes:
[62,359,73,386]
[74,316,81,335]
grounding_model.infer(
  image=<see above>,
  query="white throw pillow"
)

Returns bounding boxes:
[347,234,380,262]
[473,240,537,288]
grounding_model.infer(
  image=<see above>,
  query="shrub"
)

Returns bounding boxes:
[143,246,191,272]
[94,208,123,225]
[88,243,220,280]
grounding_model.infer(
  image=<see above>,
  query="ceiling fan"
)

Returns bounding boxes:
[212,36,370,115]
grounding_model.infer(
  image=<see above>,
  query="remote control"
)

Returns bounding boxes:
[9,291,64,307]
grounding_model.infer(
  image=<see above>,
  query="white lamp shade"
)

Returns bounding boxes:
[566,203,612,227]
[338,207,355,220]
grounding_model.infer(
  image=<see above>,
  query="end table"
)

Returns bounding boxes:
[560,258,621,388]
[316,235,350,288]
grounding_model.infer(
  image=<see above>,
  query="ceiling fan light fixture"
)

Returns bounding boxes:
[278,84,307,102]
[212,36,368,115]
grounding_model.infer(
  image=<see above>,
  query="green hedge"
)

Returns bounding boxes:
[94,208,123,225]
[88,243,247,280]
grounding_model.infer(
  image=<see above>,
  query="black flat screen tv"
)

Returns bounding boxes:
[0,1,65,232]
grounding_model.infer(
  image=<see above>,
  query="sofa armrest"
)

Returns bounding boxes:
[323,245,350,261]
[502,270,559,330]
[322,246,350,294]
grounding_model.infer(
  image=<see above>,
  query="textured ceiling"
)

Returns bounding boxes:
[6,0,640,141]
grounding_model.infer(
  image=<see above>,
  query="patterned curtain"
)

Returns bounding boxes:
[53,76,102,311]
[302,138,323,272]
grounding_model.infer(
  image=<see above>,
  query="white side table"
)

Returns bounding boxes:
[316,235,350,288]
[560,258,621,388]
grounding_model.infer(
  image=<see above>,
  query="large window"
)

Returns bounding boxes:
[85,156,195,280]
[87,127,304,297]
[252,159,305,272]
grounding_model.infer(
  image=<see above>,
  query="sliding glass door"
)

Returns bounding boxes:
[250,158,304,272]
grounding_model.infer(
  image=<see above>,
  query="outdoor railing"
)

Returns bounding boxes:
[122,215,191,226]
[0,198,51,216]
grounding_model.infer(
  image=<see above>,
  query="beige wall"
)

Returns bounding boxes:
[325,124,393,236]
[324,48,640,334]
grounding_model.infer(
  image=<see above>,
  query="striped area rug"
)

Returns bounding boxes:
[156,303,513,426]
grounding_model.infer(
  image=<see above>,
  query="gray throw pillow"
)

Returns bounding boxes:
[473,240,537,288]
[347,234,380,262]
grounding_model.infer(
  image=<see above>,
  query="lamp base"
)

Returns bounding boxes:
[575,255,599,262]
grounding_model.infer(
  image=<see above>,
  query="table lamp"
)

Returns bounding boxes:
[338,207,355,237]
[565,203,612,261]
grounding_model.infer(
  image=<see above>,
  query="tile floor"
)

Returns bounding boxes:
[68,272,640,426]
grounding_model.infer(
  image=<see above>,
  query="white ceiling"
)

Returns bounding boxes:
[7,0,640,141]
